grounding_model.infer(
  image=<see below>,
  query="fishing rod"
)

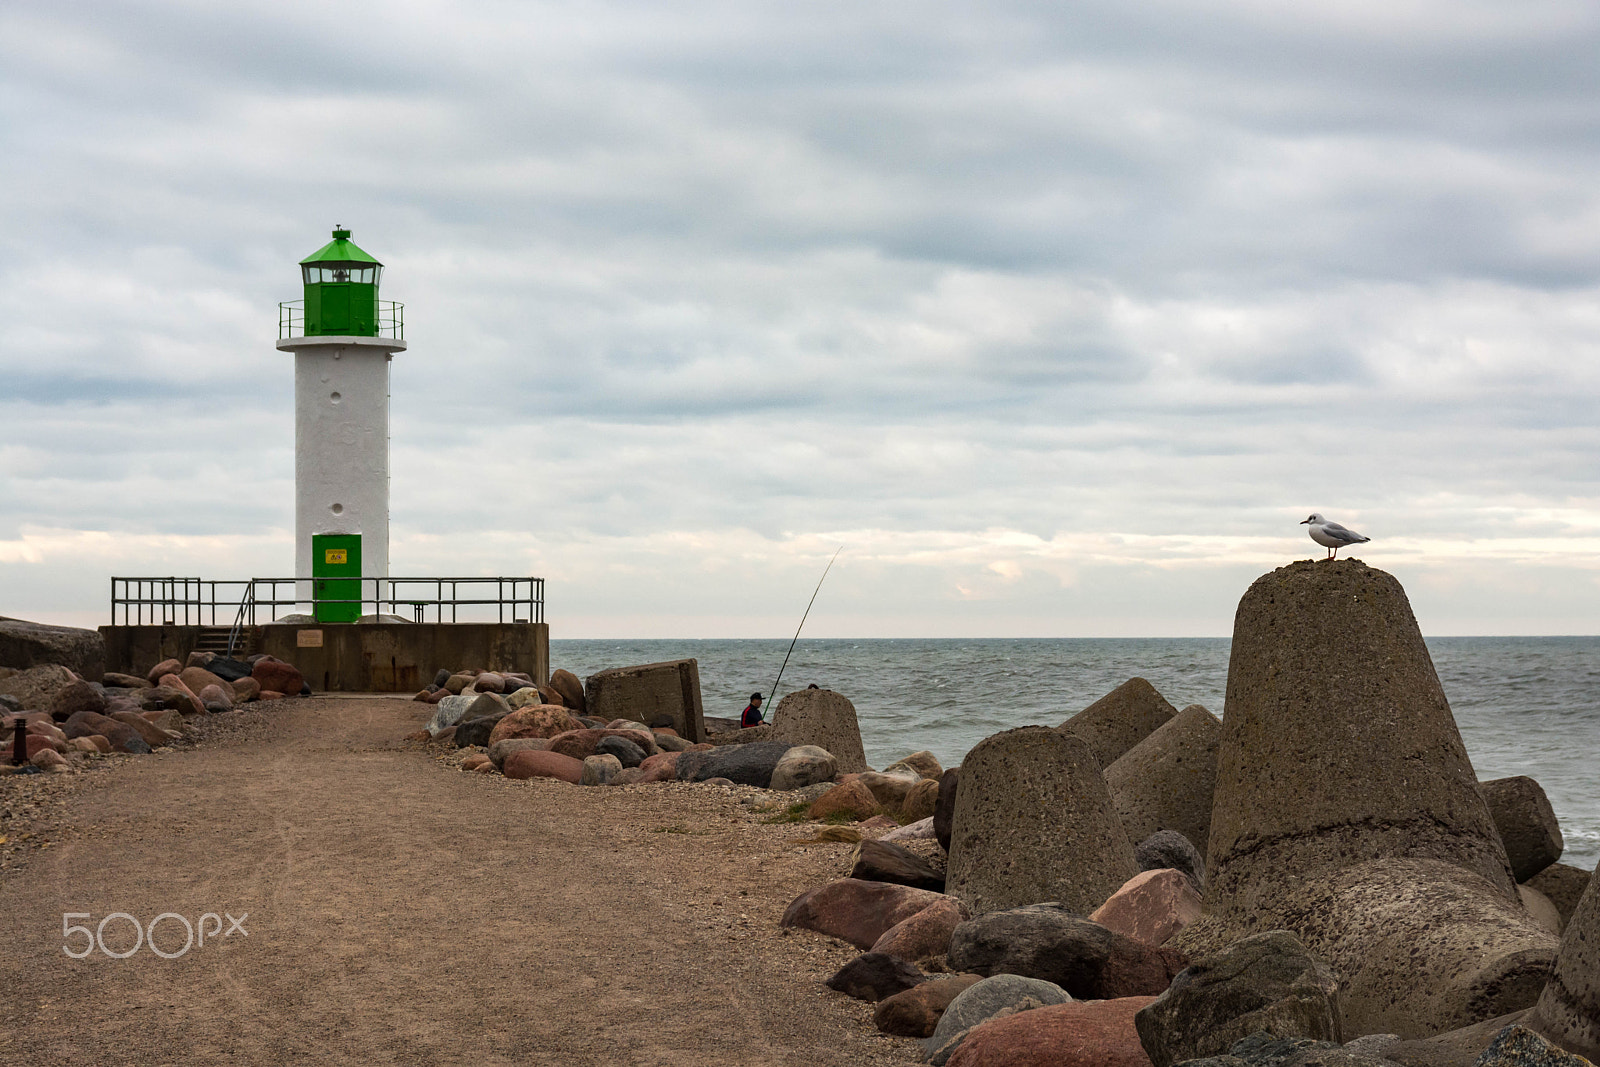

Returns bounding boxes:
[769,546,843,707]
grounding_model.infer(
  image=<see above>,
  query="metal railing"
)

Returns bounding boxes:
[111,576,544,627]
[277,299,405,341]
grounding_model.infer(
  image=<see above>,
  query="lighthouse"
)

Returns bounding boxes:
[277,227,406,621]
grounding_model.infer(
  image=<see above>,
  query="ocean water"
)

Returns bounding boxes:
[550,637,1600,870]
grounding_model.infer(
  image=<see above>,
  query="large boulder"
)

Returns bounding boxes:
[1105,703,1222,852]
[580,753,623,786]
[944,995,1157,1067]
[1176,560,1552,1038]
[946,726,1138,917]
[1478,1024,1596,1067]
[501,748,584,783]
[674,739,792,787]
[0,664,78,712]
[948,903,1188,1000]
[547,727,656,762]
[770,744,838,791]
[767,688,869,774]
[251,659,306,696]
[1133,930,1343,1067]
[108,711,173,749]
[874,975,985,1038]
[1136,830,1207,894]
[61,710,152,754]
[0,617,104,679]
[583,659,703,742]
[453,715,508,749]
[825,952,927,1002]
[780,879,950,950]
[1478,776,1565,883]
[426,694,478,737]
[849,839,946,892]
[924,974,1074,1066]
[1090,869,1203,947]
[488,737,549,769]
[1525,865,1592,928]
[1059,677,1179,769]
[48,679,108,718]
[872,895,970,962]
[548,668,586,713]
[1527,875,1600,1061]
[486,705,584,745]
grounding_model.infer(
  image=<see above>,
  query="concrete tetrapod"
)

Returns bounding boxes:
[768,688,869,774]
[1528,873,1600,1061]
[945,726,1138,917]
[1173,560,1555,1039]
[1104,702,1222,852]
[1059,677,1179,770]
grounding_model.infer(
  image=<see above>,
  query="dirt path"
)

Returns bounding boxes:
[0,698,923,1066]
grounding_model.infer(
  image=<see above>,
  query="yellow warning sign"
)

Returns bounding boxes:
[324,549,347,564]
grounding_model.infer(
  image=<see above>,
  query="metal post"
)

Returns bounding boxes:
[11,714,27,766]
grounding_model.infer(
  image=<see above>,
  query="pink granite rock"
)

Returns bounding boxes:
[781,879,950,950]
[1089,869,1203,946]
[872,895,971,962]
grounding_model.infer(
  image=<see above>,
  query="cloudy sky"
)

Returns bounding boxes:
[3,0,1599,637]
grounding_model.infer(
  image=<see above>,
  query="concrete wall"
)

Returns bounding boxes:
[101,623,548,693]
[585,659,705,743]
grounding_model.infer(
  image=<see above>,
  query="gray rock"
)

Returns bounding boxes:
[581,753,623,786]
[1478,777,1565,883]
[595,734,646,768]
[1527,872,1600,1062]
[674,740,793,787]
[935,768,958,852]
[1474,1024,1594,1067]
[850,839,946,892]
[948,902,1187,1001]
[945,726,1137,917]
[0,664,79,713]
[453,714,507,748]
[770,744,838,791]
[1060,677,1179,769]
[1137,830,1207,894]
[1135,930,1343,1067]
[464,691,511,720]
[923,974,1072,1066]
[1523,864,1592,928]
[426,694,478,737]
[1176,560,1550,1039]
[0,694,20,713]
[651,732,694,753]
[825,952,926,1002]
[768,688,869,774]
[0,616,105,680]
[1226,1032,1339,1065]
[1106,703,1222,854]
[432,668,452,688]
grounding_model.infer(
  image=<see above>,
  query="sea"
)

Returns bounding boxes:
[551,637,1600,871]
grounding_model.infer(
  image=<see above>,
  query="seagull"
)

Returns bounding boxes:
[1300,513,1370,559]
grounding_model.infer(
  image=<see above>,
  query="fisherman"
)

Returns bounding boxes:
[741,692,765,728]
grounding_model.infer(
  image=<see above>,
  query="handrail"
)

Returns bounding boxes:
[110,575,543,626]
[277,299,404,341]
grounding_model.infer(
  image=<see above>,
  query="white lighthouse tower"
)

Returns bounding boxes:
[276,227,405,621]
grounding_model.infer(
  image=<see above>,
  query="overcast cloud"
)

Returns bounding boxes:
[3,0,1600,636]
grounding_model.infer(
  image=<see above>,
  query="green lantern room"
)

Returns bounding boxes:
[300,227,384,336]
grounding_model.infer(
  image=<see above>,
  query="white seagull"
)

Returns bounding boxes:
[1300,513,1370,560]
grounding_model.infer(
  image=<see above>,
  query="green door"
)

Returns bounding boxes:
[312,533,362,623]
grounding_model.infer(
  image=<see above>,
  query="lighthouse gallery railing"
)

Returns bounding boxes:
[278,299,405,340]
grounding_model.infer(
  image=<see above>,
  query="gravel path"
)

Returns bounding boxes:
[0,697,924,1066]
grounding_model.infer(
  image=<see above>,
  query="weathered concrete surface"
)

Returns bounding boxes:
[103,623,548,693]
[1478,776,1565,883]
[1175,560,1553,1039]
[768,688,869,775]
[584,659,706,743]
[946,726,1137,917]
[1105,703,1222,852]
[1060,677,1179,770]
[1529,875,1600,1062]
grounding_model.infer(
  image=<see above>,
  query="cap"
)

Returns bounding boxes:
[750,692,763,702]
